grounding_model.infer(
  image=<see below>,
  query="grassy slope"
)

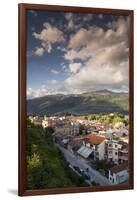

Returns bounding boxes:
[26,122,88,189]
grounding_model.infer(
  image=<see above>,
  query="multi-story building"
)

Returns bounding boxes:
[105,140,128,164]
[118,141,128,164]
[77,134,106,160]
[55,124,79,139]
[106,140,122,164]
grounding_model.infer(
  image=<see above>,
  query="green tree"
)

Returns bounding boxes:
[26,121,88,189]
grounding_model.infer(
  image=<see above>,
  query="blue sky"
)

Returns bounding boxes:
[26,10,129,99]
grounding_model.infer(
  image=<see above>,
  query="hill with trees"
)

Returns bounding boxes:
[27,90,128,116]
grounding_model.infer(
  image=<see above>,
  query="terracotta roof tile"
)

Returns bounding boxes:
[84,134,105,145]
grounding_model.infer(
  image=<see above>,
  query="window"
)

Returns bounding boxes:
[109,151,112,154]
[115,152,118,155]
[109,144,112,147]
[115,144,117,148]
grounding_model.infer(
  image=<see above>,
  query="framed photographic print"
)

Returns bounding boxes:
[18,3,134,196]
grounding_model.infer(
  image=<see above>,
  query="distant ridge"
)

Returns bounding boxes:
[27,90,128,116]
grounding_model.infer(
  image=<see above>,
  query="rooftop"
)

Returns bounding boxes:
[109,163,128,173]
[84,134,106,145]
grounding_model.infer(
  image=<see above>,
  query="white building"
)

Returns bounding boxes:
[107,140,122,164]
[77,134,106,160]
[28,116,43,126]
[109,163,128,184]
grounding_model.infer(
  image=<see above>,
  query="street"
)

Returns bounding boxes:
[57,144,111,186]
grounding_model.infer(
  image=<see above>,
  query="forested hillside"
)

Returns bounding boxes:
[27,90,128,116]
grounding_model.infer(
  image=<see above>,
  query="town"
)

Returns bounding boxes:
[28,112,129,186]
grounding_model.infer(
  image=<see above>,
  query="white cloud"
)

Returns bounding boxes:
[65,13,75,30]
[62,65,67,70]
[33,22,64,56]
[83,14,93,21]
[49,80,58,84]
[34,47,45,56]
[51,69,59,74]
[64,48,90,61]
[65,13,73,21]
[61,62,65,66]
[69,63,82,73]
[27,85,49,99]
[64,13,82,30]
[41,42,52,53]
[33,22,64,43]
[63,17,129,93]
[28,16,129,97]
[66,17,128,53]
[29,10,38,17]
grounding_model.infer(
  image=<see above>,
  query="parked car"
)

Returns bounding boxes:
[73,166,81,173]
[80,169,84,174]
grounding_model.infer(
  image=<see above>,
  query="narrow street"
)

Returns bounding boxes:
[57,144,111,186]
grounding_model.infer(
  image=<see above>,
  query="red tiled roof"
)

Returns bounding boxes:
[84,134,106,145]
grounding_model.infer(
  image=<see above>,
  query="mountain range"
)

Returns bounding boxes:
[27,90,128,116]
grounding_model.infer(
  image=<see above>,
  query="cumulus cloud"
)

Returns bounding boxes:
[28,16,129,97]
[69,63,82,73]
[65,13,75,30]
[63,17,129,93]
[83,14,93,21]
[27,85,49,99]
[49,80,58,84]
[29,10,38,17]
[34,47,45,56]
[64,13,83,31]
[32,22,64,55]
[66,17,128,52]
[51,69,59,74]
[33,22,64,43]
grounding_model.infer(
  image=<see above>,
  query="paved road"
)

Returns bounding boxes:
[57,144,110,186]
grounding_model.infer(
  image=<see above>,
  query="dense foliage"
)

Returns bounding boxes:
[26,121,88,189]
[86,112,128,124]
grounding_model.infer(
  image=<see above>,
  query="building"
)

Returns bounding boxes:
[42,118,57,128]
[77,134,106,160]
[118,141,128,164]
[105,140,128,164]
[106,140,122,164]
[67,137,83,153]
[28,116,43,126]
[55,124,79,139]
[108,163,128,184]
[42,116,65,128]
